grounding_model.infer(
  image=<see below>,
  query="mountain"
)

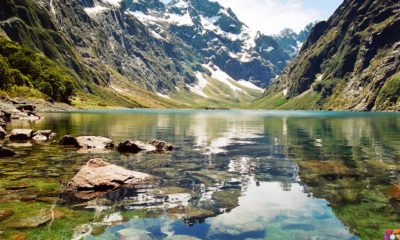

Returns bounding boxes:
[273,23,315,58]
[0,0,311,108]
[124,0,294,88]
[253,0,400,111]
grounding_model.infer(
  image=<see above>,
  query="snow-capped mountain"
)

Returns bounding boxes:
[273,23,315,58]
[124,0,297,88]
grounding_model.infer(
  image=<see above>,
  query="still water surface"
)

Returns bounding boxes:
[1,110,400,240]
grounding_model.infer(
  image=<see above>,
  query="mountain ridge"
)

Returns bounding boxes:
[253,0,400,111]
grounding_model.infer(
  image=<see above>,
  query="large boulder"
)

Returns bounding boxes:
[0,127,6,138]
[0,146,17,157]
[117,140,156,153]
[148,139,174,151]
[60,135,79,147]
[76,136,114,149]
[8,129,33,140]
[64,158,156,200]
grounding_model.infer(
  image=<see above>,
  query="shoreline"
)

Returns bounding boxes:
[1,97,399,113]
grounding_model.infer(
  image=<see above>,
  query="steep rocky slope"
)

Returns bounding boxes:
[254,0,400,111]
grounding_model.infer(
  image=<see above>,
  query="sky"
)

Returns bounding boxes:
[214,0,343,35]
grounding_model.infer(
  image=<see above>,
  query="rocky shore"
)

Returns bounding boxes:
[0,96,79,112]
[0,99,175,203]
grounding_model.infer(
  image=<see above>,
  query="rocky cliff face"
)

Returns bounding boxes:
[256,0,400,111]
[125,0,298,88]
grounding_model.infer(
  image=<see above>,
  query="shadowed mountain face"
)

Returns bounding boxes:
[0,0,312,107]
[256,0,400,111]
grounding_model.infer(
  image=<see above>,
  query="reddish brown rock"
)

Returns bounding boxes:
[387,184,400,199]
[0,209,14,221]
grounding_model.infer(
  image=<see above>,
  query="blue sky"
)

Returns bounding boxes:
[215,0,343,34]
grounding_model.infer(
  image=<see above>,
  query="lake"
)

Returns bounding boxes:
[1,110,400,240]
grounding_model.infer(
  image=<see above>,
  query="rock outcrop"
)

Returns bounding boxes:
[60,136,114,149]
[117,139,174,153]
[76,136,114,149]
[8,129,34,140]
[64,158,156,200]
[117,140,156,153]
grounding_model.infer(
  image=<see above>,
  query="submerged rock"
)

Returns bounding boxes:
[117,140,155,153]
[64,158,156,200]
[298,161,363,181]
[148,139,174,151]
[60,135,79,147]
[0,209,14,221]
[0,146,17,157]
[212,190,241,209]
[76,136,114,149]
[9,129,33,140]
[7,209,64,229]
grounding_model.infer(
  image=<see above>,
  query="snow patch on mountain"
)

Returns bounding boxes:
[157,92,170,98]
[85,5,108,15]
[186,72,209,98]
[102,0,122,6]
[203,64,242,92]
[237,80,264,92]
[128,10,193,26]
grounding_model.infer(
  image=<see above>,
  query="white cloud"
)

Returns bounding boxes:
[215,0,341,35]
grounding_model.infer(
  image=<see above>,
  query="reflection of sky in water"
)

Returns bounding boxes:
[85,179,357,240]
